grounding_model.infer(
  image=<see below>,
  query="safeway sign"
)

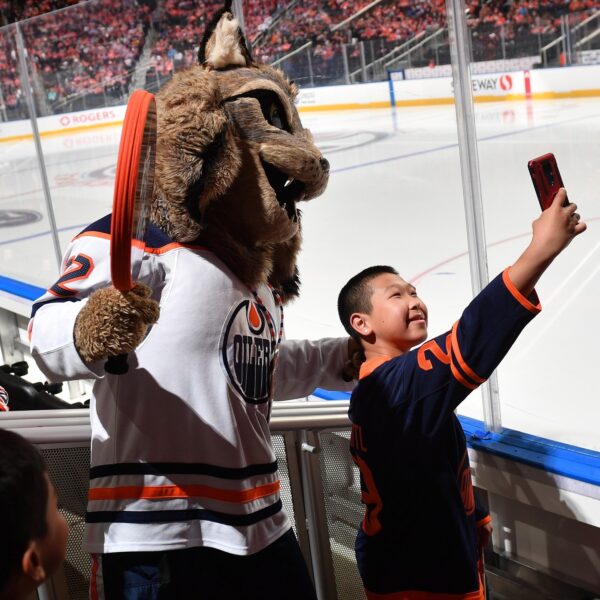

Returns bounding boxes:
[499,74,513,90]
[471,74,513,93]
[451,73,519,97]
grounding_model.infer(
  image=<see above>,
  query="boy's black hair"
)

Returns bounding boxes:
[338,265,398,340]
[0,429,48,590]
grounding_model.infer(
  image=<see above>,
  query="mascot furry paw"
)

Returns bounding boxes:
[74,283,159,363]
[30,2,352,595]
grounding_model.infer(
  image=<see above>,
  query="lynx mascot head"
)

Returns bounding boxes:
[152,1,329,300]
[71,0,332,363]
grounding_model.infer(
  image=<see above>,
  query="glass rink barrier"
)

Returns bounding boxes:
[0,0,600,597]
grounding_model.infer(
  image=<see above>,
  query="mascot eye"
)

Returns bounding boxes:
[256,92,288,131]
[232,90,289,131]
[267,102,284,130]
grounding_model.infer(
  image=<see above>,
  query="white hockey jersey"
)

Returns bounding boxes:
[30,215,353,555]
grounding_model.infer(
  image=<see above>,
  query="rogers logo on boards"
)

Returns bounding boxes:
[58,109,117,128]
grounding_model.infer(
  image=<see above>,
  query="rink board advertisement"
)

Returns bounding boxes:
[296,64,600,109]
[1,65,600,144]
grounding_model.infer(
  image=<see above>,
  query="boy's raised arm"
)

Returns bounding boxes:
[508,188,586,297]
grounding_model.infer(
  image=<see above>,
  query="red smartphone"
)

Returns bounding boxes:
[527,153,569,210]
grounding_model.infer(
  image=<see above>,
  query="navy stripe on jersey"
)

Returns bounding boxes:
[144,222,175,249]
[31,296,80,318]
[86,500,283,526]
[78,213,112,236]
[76,214,175,249]
[89,461,279,480]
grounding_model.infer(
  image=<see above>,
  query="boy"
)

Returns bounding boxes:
[0,429,68,600]
[338,189,585,599]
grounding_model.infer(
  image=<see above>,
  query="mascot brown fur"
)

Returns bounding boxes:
[74,5,329,362]
[30,5,356,595]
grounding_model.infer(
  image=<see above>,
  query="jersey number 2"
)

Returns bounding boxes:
[50,254,94,298]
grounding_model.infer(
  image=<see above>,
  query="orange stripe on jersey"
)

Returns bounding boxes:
[73,231,112,242]
[359,356,392,379]
[477,514,492,528]
[88,480,280,503]
[450,360,477,390]
[365,584,485,600]
[450,322,485,385]
[72,231,206,254]
[502,268,542,314]
[144,242,207,255]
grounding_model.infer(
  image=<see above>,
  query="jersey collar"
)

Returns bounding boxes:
[359,355,392,380]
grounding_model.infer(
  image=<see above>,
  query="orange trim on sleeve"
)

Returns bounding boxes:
[144,242,207,254]
[365,583,485,600]
[502,268,542,313]
[477,514,492,528]
[73,231,113,242]
[359,356,392,380]
[72,231,207,254]
[88,481,280,503]
[450,360,478,390]
[451,321,486,384]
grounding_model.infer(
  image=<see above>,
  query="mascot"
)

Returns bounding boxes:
[29,3,355,598]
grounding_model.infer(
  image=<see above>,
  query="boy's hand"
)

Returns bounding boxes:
[530,188,586,260]
[508,188,586,298]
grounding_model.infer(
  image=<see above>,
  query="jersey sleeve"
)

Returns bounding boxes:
[475,497,491,528]
[29,232,115,382]
[382,268,541,436]
[273,337,355,400]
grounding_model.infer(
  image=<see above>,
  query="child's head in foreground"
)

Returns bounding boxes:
[338,265,429,359]
[0,429,68,600]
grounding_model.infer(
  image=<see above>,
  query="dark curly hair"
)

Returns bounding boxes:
[0,429,48,591]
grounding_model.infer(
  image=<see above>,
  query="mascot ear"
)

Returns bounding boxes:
[199,0,254,69]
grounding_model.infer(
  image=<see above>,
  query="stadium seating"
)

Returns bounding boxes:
[0,0,596,119]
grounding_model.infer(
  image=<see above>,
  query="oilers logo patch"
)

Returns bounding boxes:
[220,299,276,404]
[0,385,9,411]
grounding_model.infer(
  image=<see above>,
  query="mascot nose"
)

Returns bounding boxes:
[320,157,330,172]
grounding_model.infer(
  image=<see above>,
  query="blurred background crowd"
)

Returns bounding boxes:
[0,0,597,119]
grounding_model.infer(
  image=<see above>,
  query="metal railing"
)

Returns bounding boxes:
[4,400,598,600]
[331,0,386,33]
[573,10,600,50]
[542,10,600,66]
[2,401,363,600]
[348,28,443,83]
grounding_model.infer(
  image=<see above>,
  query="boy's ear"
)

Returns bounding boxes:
[22,542,46,584]
[350,313,370,337]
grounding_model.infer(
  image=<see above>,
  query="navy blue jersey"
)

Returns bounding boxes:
[349,269,541,599]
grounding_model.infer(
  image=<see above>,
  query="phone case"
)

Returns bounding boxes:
[527,153,567,211]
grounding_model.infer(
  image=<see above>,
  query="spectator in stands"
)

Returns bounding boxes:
[0,429,68,600]
[0,0,597,118]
